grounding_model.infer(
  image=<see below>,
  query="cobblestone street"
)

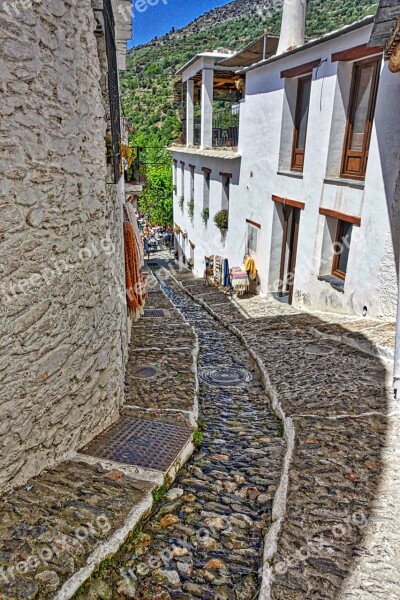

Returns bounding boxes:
[79,264,286,600]
[167,259,400,600]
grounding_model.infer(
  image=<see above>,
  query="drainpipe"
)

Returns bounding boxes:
[394,269,400,397]
[276,0,307,55]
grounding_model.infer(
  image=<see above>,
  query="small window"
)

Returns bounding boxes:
[332,220,353,280]
[173,162,178,195]
[203,171,210,210]
[221,176,230,210]
[291,76,312,172]
[190,166,195,201]
[180,162,185,200]
[247,223,258,254]
[341,58,380,180]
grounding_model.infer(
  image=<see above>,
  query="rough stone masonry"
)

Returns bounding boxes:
[0,0,129,491]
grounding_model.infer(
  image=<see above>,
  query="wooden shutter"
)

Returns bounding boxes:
[291,76,312,172]
[341,58,380,180]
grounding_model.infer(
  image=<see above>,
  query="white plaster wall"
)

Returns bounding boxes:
[172,155,242,277]
[0,1,128,491]
[173,22,400,319]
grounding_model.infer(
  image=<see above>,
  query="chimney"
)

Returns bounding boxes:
[276,0,307,55]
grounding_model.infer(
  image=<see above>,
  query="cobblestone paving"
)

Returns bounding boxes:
[125,284,198,428]
[169,262,400,600]
[0,462,153,600]
[78,268,286,600]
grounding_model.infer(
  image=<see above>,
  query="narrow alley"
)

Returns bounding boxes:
[78,262,286,600]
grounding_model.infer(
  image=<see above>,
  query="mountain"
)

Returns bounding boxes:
[121,0,378,145]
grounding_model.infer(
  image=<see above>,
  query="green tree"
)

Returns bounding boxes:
[134,134,173,225]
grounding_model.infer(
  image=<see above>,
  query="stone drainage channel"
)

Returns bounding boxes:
[79,273,286,600]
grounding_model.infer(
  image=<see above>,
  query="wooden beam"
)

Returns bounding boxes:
[272,195,305,210]
[219,172,233,178]
[281,59,321,79]
[246,219,261,229]
[201,167,212,173]
[331,44,383,62]
[180,161,185,166]
[188,164,196,169]
[319,207,361,226]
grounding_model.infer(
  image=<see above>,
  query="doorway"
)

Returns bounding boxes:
[278,205,301,305]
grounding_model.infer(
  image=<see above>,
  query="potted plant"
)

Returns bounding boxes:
[187,198,195,220]
[178,195,184,211]
[187,258,194,270]
[173,225,181,234]
[182,230,188,240]
[201,207,209,225]
[214,209,229,232]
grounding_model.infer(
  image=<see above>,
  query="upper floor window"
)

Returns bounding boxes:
[189,165,195,201]
[291,76,312,172]
[341,58,380,180]
[203,169,210,210]
[221,174,231,210]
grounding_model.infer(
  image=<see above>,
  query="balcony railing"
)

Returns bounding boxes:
[181,104,240,148]
[212,106,239,148]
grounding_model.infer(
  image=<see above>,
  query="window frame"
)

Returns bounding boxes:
[246,222,260,255]
[203,170,210,210]
[291,75,312,173]
[331,219,353,280]
[189,165,195,201]
[341,57,380,181]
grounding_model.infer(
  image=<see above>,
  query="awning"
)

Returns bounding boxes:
[218,33,280,68]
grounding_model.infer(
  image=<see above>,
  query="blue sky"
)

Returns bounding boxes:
[129,0,229,47]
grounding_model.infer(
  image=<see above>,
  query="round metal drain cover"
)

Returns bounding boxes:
[199,366,252,387]
[131,366,159,379]
[305,345,336,356]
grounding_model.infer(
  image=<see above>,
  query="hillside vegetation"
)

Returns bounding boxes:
[121,0,378,145]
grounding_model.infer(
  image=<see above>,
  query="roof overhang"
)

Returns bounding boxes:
[112,0,133,70]
[177,53,235,82]
[239,15,375,75]
[218,33,279,68]
[369,0,400,48]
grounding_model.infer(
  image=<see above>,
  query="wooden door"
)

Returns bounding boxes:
[278,206,300,305]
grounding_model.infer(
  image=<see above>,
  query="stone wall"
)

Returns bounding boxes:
[0,0,128,491]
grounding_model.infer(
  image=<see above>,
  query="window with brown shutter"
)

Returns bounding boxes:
[341,58,380,180]
[332,220,353,280]
[291,76,312,172]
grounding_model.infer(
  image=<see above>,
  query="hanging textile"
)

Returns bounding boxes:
[214,256,222,284]
[223,258,230,287]
[244,255,257,280]
[124,220,145,320]
[125,202,144,267]
[231,266,249,296]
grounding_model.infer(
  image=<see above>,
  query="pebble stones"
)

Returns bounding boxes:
[80,272,286,600]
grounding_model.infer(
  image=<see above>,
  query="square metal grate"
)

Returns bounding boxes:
[80,416,193,471]
[143,309,168,318]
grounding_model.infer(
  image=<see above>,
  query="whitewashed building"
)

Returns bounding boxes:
[171,3,400,320]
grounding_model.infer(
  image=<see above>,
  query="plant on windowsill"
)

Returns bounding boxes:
[187,258,194,270]
[174,225,181,234]
[201,207,209,225]
[178,195,184,211]
[187,198,195,220]
[182,230,188,240]
[214,209,229,232]
[172,185,177,193]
